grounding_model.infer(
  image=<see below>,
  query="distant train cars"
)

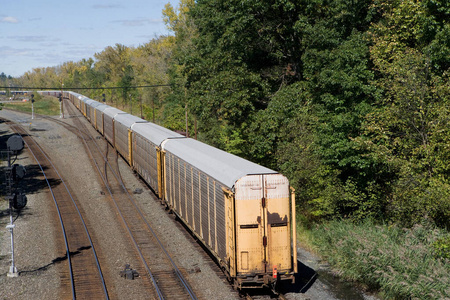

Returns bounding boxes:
[40,90,297,289]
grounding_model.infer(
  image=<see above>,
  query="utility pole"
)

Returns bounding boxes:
[129,94,132,115]
[140,96,143,119]
[152,96,155,123]
[61,83,64,118]
[185,88,189,137]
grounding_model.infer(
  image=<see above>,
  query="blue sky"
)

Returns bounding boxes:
[1,0,179,77]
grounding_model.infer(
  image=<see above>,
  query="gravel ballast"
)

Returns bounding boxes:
[1,108,380,300]
[0,109,238,300]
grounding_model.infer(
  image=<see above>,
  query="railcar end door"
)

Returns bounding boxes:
[235,175,265,275]
[235,174,291,276]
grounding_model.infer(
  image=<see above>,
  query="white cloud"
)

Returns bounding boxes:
[92,4,122,9]
[0,46,32,57]
[1,16,19,23]
[112,18,163,27]
[7,35,47,43]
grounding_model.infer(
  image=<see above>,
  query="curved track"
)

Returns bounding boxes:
[60,100,199,299]
[0,117,109,300]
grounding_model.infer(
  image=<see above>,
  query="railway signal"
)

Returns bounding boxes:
[4,135,28,278]
[12,164,26,181]
[59,93,63,118]
[6,134,24,153]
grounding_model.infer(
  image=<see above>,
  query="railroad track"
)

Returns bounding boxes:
[0,117,109,300]
[59,101,200,299]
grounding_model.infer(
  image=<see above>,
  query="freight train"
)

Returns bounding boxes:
[39,91,297,289]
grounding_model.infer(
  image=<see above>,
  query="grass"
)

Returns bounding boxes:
[300,218,450,299]
[2,96,61,116]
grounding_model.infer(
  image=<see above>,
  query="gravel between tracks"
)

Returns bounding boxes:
[0,109,238,300]
[0,108,380,300]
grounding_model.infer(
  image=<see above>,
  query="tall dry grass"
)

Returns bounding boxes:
[310,219,449,299]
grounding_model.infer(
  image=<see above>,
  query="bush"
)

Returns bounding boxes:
[310,219,450,299]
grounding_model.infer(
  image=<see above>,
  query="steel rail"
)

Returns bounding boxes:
[56,106,166,299]
[62,101,198,300]
[4,118,109,300]
[6,102,198,299]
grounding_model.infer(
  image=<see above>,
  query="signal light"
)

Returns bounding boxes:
[7,135,24,153]
[10,192,27,210]
[12,164,26,181]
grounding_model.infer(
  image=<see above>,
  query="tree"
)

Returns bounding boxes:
[358,0,450,226]
[162,0,198,132]
[94,44,134,105]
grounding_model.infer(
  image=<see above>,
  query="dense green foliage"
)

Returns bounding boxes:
[11,0,449,228]
[7,2,449,298]
[311,219,449,299]
[165,0,449,228]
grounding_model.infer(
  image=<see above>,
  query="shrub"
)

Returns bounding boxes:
[311,219,450,299]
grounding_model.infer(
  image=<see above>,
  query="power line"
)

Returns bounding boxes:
[0,84,171,90]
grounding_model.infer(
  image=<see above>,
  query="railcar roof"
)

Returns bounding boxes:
[103,107,125,118]
[114,114,147,128]
[79,96,91,103]
[162,138,277,189]
[85,99,101,107]
[94,103,112,112]
[132,122,184,146]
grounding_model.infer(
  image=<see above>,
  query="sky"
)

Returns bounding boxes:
[1,0,179,77]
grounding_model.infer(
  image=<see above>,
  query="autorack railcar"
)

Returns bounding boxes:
[58,91,297,290]
[161,138,296,288]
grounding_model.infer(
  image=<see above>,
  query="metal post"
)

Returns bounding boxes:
[140,96,143,119]
[129,94,132,114]
[6,210,17,277]
[185,88,189,137]
[291,187,297,274]
[6,148,18,277]
[152,96,155,123]
[59,97,62,118]
[31,94,35,120]
[61,82,64,119]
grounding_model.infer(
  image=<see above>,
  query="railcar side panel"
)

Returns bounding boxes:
[75,95,81,109]
[93,104,110,134]
[114,115,147,164]
[114,121,130,163]
[103,108,123,145]
[164,151,228,261]
[95,109,102,132]
[80,98,87,116]
[103,113,115,144]
[87,101,101,126]
[85,101,91,121]
[131,132,159,195]
[131,123,184,199]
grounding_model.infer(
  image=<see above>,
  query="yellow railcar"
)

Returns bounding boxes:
[61,90,297,290]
